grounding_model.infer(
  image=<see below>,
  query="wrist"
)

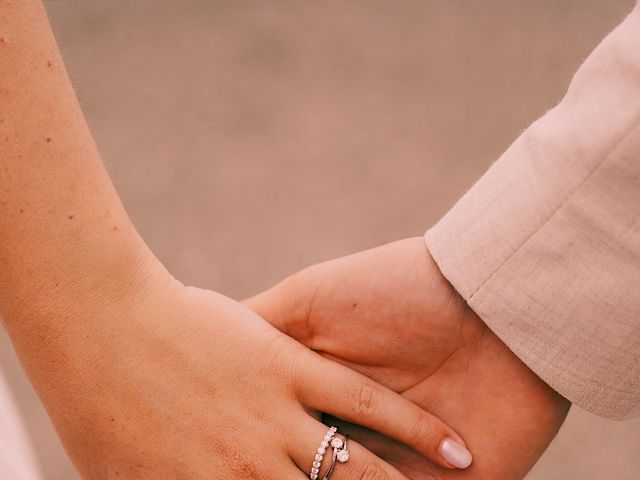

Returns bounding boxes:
[421,238,570,413]
[0,226,181,413]
[0,223,172,337]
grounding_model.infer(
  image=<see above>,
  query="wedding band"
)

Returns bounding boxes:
[309,426,338,480]
[322,435,350,480]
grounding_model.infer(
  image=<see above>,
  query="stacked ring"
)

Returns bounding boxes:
[322,435,350,480]
[309,426,350,479]
[309,426,337,479]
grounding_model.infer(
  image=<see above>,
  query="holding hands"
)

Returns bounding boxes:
[247,238,570,478]
[6,235,568,479]
[2,2,478,477]
[4,260,470,479]
[16,0,639,477]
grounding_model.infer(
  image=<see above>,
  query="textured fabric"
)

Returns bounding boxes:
[0,370,42,479]
[425,3,640,419]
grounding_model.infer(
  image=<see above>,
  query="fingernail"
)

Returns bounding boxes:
[439,437,473,469]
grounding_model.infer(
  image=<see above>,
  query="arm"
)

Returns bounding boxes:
[426,1,640,419]
[0,1,467,478]
[0,0,157,334]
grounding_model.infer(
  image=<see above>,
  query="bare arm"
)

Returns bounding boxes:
[0,0,156,329]
[0,3,468,478]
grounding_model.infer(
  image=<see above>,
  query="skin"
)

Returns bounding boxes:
[6,273,471,479]
[0,1,468,478]
[247,237,572,479]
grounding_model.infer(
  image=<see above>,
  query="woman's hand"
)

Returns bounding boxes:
[4,260,469,479]
[247,237,571,479]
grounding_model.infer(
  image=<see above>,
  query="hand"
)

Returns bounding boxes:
[4,262,469,479]
[247,237,571,479]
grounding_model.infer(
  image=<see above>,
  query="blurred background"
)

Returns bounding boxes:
[1,0,639,478]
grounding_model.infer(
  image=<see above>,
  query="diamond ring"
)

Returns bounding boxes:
[322,435,350,479]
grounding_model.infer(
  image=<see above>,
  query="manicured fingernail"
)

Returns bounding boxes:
[439,437,472,469]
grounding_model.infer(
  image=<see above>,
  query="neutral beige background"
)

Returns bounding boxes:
[1,1,639,478]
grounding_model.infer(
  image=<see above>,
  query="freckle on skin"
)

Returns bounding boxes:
[47,60,53,69]
[112,226,119,231]
[46,137,51,143]
[68,214,74,220]
[19,208,23,213]
[352,302,358,308]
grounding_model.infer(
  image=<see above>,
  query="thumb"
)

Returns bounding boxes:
[243,269,316,340]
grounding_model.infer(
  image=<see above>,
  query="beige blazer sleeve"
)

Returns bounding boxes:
[425,3,640,420]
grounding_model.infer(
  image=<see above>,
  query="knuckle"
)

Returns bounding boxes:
[351,383,379,418]
[408,413,434,443]
[357,463,389,480]
[257,333,296,381]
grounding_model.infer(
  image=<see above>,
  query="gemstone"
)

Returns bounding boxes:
[336,450,350,463]
[331,437,344,448]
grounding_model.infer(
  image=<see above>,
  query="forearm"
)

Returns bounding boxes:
[0,0,161,332]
